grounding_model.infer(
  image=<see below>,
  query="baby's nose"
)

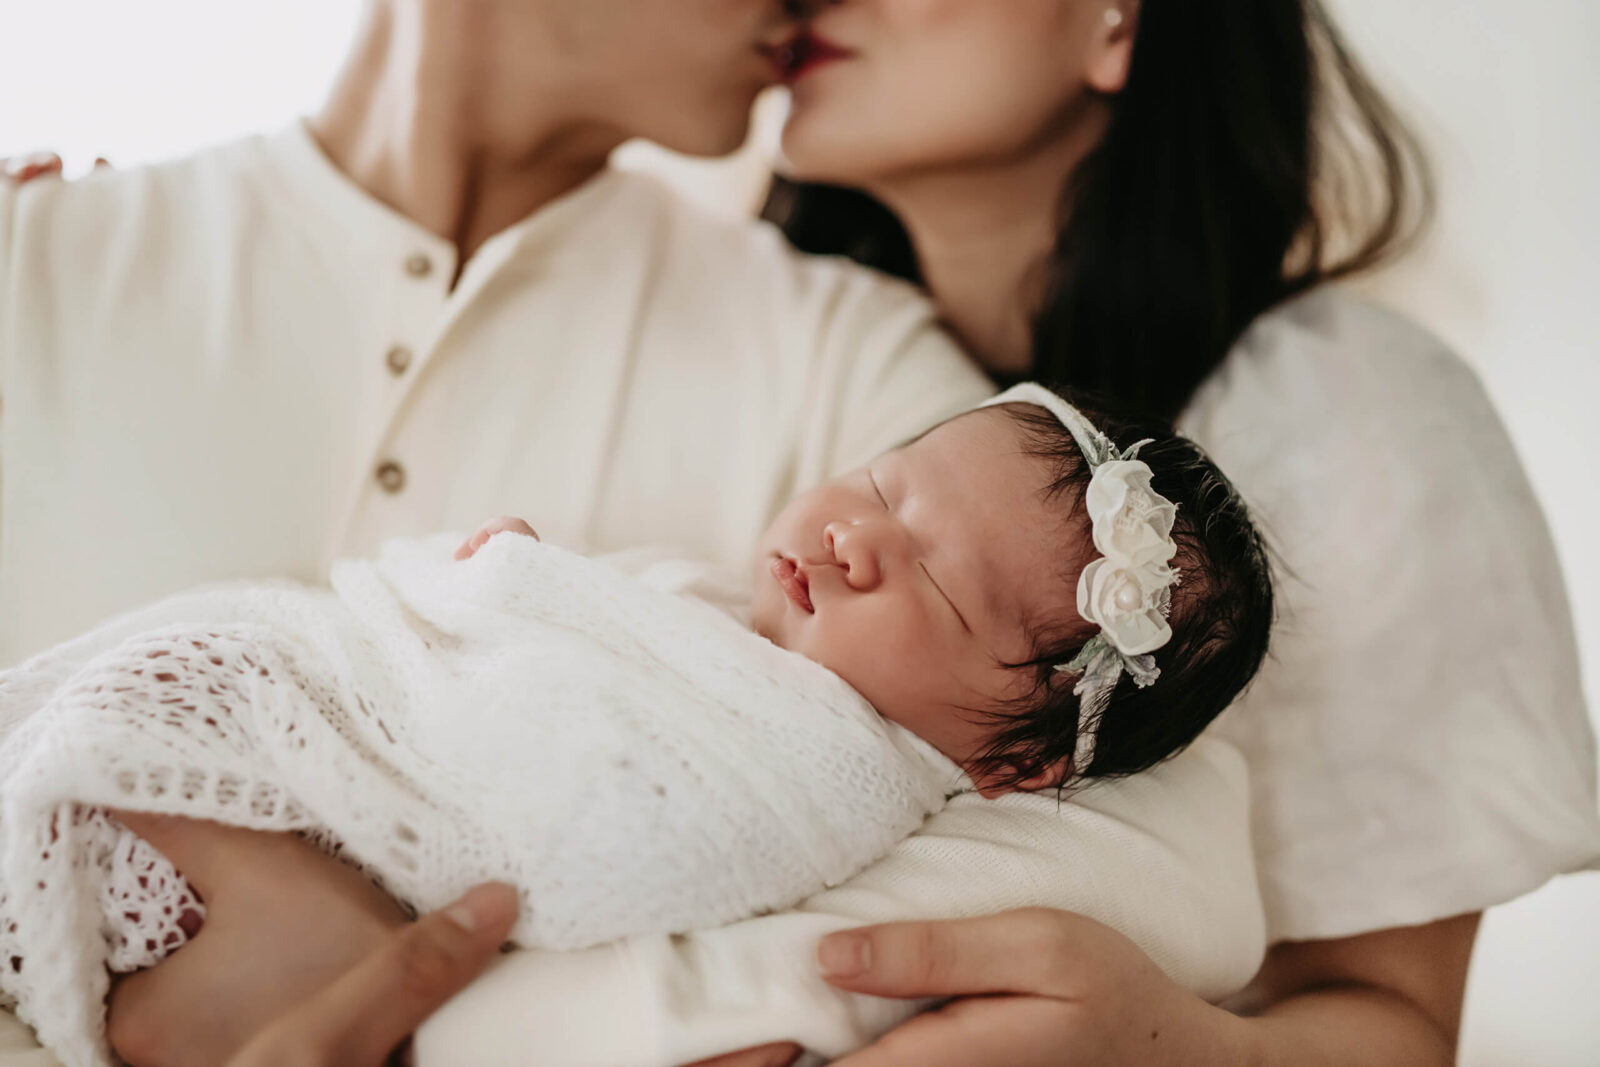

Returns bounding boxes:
[824,520,883,591]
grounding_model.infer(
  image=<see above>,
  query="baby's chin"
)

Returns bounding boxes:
[748,591,792,652]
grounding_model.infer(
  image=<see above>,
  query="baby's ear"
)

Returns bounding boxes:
[971,756,1072,798]
[1012,756,1073,795]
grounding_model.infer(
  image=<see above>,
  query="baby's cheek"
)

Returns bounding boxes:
[831,605,943,709]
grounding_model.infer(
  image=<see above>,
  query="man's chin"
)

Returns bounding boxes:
[646,103,760,160]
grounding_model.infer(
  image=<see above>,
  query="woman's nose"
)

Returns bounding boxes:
[823,519,884,591]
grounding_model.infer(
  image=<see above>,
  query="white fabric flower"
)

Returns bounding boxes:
[1077,557,1175,656]
[1086,460,1178,569]
[978,383,1182,727]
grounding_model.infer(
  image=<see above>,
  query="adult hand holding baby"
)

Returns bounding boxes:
[219,883,518,1067]
[104,813,497,1067]
[815,910,1240,1067]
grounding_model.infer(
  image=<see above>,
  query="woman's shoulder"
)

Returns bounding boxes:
[1189,287,1488,432]
[1190,286,1600,941]
[1179,286,1508,487]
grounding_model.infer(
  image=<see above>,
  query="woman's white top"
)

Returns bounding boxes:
[1179,290,1600,940]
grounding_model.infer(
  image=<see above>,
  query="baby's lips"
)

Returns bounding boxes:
[771,556,815,613]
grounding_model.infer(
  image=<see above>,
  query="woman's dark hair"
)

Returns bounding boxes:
[763,0,1431,421]
[970,400,1274,791]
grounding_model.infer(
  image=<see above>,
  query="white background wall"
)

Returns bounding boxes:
[1321,4,1600,1063]
[3,0,1596,1061]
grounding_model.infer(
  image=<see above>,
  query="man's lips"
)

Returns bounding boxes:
[771,556,815,614]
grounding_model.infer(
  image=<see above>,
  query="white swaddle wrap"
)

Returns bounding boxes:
[0,534,957,1067]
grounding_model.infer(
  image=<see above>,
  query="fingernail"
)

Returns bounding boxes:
[443,883,517,933]
[443,901,480,932]
[817,932,869,978]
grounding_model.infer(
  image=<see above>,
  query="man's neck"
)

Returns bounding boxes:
[309,0,623,267]
[870,106,1110,377]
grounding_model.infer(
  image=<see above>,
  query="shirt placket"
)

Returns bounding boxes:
[331,239,459,557]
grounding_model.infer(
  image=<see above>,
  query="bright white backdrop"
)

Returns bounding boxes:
[3,1,1597,1062]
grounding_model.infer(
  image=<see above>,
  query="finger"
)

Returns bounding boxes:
[3,151,60,173]
[3,152,63,182]
[456,527,493,560]
[816,910,1084,1000]
[504,517,540,541]
[239,883,519,1067]
[94,156,112,169]
[683,1042,804,1067]
[17,161,64,182]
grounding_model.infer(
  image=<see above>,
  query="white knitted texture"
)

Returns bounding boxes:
[0,534,954,1067]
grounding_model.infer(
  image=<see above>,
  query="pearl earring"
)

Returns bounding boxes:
[1104,8,1124,28]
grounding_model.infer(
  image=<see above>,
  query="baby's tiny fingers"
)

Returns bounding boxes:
[502,517,540,541]
[454,532,490,561]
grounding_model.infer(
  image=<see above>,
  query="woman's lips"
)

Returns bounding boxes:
[768,30,854,83]
[771,557,815,614]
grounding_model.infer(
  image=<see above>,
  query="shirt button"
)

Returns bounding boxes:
[404,253,433,279]
[385,345,413,376]
[375,460,407,494]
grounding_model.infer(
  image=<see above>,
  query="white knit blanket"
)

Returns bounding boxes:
[0,534,956,1067]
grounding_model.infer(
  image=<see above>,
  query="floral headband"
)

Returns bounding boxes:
[978,383,1181,773]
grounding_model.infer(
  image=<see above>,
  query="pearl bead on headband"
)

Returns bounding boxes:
[977,383,1180,773]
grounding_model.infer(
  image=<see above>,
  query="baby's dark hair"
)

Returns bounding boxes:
[970,395,1274,792]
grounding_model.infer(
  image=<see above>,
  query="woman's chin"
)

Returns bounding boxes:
[777,127,863,187]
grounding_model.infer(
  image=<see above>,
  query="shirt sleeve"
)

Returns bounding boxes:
[413,737,1264,1067]
[1183,290,1600,943]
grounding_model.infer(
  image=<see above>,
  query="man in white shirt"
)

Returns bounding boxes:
[0,2,1262,1064]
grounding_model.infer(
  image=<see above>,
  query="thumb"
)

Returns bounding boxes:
[230,883,519,1067]
[816,910,1086,1000]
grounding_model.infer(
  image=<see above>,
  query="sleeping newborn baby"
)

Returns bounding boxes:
[0,384,1272,1067]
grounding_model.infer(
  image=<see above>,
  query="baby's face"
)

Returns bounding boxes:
[751,409,1081,787]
